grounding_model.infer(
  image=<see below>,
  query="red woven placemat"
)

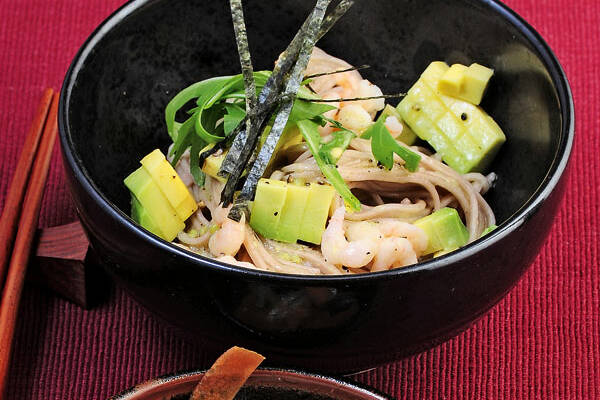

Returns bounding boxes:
[1,0,598,398]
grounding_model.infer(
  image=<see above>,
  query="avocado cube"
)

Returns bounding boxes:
[420,61,450,88]
[298,183,335,245]
[131,195,164,238]
[249,179,288,240]
[399,90,465,169]
[140,149,197,221]
[462,63,494,105]
[442,95,505,172]
[413,207,469,255]
[438,64,468,99]
[398,61,505,173]
[276,183,310,243]
[202,148,227,183]
[124,167,184,241]
[438,62,494,105]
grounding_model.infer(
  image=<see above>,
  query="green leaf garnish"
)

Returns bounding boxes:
[288,99,336,124]
[319,129,355,164]
[223,103,246,135]
[169,115,195,167]
[297,119,361,211]
[189,135,206,187]
[165,76,232,142]
[362,118,421,172]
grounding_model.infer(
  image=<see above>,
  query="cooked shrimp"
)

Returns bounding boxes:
[376,218,429,255]
[355,79,385,117]
[211,204,231,225]
[209,215,245,257]
[305,47,362,95]
[337,104,373,134]
[384,115,404,139]
[321,207,380,268]
[370,237,418,272]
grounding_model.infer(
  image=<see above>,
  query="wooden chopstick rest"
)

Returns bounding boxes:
[28,221,109,309]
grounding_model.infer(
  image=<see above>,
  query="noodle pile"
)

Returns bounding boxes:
[171,49,497,275]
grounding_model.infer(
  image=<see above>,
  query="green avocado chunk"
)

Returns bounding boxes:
[249,179,334,245]
[124,167,184,241]
[130,195,164,238]
[297,183,335,245]
[398,61,505,173]
[250,179,288,240]
[413,207,469,255]
[277,183,310,243]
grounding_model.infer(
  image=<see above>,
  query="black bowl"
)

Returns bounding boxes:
[59,0,574,372]
[109,368,392,400]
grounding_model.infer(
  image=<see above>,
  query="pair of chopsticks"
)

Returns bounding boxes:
[0,88,59,396]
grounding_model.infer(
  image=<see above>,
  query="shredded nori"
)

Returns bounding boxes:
[229,0,258,175]
[304,64,369,79]
[218,0,355,180]
[219,0,355,218]
[317,0,355,40]
[299,93,407,102]
[229,0,333,221]
[229,0,257,112]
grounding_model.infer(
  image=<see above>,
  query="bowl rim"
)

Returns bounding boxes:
[108,367,394,400]
[59,0,575,282]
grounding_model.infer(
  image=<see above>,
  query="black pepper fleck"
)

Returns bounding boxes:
[461,113,468,121]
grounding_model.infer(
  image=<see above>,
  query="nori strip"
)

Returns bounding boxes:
[227,0,332,221]
[218,0,355,178]
[229,0,257,111]
[304,64,369,79]
[298,93,407,102]
[317,0,354,40]
[229,0,258,168]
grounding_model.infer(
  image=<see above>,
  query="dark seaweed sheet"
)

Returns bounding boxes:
[218,0,355,179]
[228,0,333,221]
[219,0,356,213]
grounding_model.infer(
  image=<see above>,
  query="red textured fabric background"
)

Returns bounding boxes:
[0,0,598,398]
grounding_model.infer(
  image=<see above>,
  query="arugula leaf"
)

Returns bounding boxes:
[288,99,336,124]
[166,71,336,189]
[165,76,233,141]
[189,135,206,186]
[223,103,246,135]
[169,115,196,167]
[319,129,355,164]
[165,71,271,142]
[362,118,421,172]
[297,119,361,211]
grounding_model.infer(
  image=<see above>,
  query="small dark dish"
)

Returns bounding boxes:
[59,0,574,372]
[110,369,392,400]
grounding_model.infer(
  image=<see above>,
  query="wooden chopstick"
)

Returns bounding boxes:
[0,88,54,289]
[0,90,59,396]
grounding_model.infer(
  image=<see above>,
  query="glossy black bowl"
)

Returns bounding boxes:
[59,0,574,372]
